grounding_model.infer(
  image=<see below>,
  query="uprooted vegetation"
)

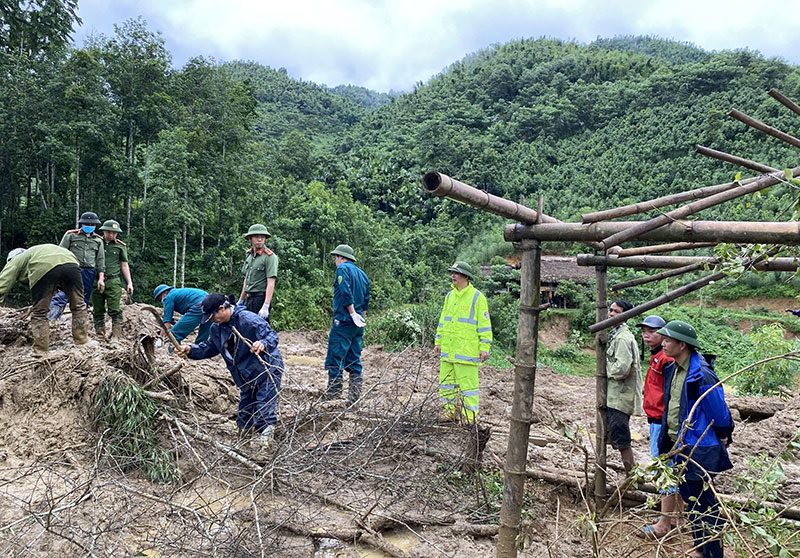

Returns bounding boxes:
[1,303,799,557]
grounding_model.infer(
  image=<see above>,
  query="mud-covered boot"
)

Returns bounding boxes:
[324,377,343,401]
[31,319,50,354]
[346,378,363,405]
[110,315,123,340]
[250,425,275,462]
[72,309,89,345]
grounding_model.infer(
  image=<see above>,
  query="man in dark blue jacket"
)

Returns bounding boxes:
[325,244,370,403]
[657,320,733,558]
[177,293,284,460]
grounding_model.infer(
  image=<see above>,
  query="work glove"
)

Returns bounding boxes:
[258,303,270,319]
[350,312,366,328]
[237,298,244,306]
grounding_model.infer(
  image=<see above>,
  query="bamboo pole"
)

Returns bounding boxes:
[577,254,800,271]
[505,219,800,245]
[728,109,800,150]
[497,239,542,558]
[695,145,777,174]
[598,168,800,249]
[589,271,725,333]
[421,171,560,225]
[594,264,608,509]
[610,263,704,291]
[769,88,800,118]
[616,242,716,257]
[580,174,766,224]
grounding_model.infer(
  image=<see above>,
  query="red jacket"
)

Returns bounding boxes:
[643,346,673,421]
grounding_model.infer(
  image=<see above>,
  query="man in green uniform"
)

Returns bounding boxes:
[0,245,89,352]
[238,224,278,320]
[48,211,106,320]
[91,219,134,339]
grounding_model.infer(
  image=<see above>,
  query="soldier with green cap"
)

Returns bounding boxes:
[238,224,278,320]
[434,261,492,425]
[90,219,134,340]
[324,244,370,403]
[657,320,733,558]
[48,211,106,320]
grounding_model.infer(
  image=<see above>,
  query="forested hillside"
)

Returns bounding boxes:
[2,4,800,333]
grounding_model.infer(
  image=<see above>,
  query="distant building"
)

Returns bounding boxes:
[483,255,593,308]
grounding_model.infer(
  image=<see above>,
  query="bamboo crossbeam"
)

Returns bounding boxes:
[505,219,800,245]
[421,171,560,225]
[580,174,766,224]
[769,88,800,118]
[728,109,800,150]
[695,145,777,174]
[610,263,704,291]
[589,271,724,333]
[597,168,800,249]
[616,242,716,257]
[578,254,800,271]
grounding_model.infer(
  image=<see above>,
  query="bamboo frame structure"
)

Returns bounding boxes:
[421,87,800,558]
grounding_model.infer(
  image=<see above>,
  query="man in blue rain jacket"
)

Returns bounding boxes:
[177,293,284,460]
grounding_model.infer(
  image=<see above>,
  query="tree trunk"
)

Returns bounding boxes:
[142,140,149,252]
[126,123,134,235]
[217,140,226,248]
[200,221,204,257]
[181,223,187,288]
[173,238,177,287]
[36,164,47,209]
[75,141,80,225]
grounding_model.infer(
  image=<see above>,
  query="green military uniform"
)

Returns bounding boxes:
[91,233,128,336]
[60,229,105,272]
[242,247,278,314]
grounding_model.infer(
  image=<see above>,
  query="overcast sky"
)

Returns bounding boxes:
[72,0,800,93]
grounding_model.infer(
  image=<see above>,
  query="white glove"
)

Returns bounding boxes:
[258,303,270,319]
[237,298,244,306]
[350,312,366,328]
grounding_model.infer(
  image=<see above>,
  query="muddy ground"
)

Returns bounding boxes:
[0,303,798,557]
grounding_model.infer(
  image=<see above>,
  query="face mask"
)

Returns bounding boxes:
[81,225,95,234]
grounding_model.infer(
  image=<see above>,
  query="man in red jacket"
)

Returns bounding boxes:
[636,315,682,537]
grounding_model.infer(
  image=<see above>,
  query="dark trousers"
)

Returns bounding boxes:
[48,267,95,319]
[237,368,282,433]
[244,292,265,314]
[680,478,724,558]
[31,263,88,350]
[324,322,363,388]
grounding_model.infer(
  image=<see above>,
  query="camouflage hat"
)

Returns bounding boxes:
[99,219,122,232]
[657,320,701,349]
[244,224,271,239]
[330,244,356,262]
[447,261,475,280]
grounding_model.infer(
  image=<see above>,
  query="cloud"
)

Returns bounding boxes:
[73,0,800,92]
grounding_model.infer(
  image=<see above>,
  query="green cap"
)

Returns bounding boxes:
[244,223,271,239]
[330,244,356,262]
[99,219,122,232]
[657,320,701,349]
[447,261,475,280]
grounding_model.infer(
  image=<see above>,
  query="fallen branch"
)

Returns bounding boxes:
[163,415,263,471]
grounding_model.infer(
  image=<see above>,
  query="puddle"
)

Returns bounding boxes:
[286,354,325,366]
[312,528,421,558]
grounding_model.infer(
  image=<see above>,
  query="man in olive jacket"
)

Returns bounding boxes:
[606,299,643,472]
[0,245,89,352]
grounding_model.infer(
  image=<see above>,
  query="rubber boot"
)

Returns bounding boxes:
[110,315,123,340]
[346,377,363,405]
[31,319,50,354]
[250,425,275,462]
[93,314,106,338]
[72,309,89,345]
[324,377,343,401]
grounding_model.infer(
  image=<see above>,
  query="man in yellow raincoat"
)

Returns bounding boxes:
[434,261,492,424]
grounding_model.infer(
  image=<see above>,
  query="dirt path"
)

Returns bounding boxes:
[0,303,798,557]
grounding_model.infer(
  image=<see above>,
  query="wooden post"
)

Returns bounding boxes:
[728,109,800,150]
[695,145,777,174]
[610,263,704,291]
[577,254,800,271]
[768,89,800,117]
[616,242,716,257]
[594,263,608,509]
[497,239,542,558]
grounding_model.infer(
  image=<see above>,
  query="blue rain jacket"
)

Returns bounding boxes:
[332,261,370,324]
[188,306,283,388]
[658,351,734,480]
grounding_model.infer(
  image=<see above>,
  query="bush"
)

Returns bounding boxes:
[734,323,800,396]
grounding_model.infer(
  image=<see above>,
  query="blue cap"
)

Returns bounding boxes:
[636,315,666,329]
[153,284,172,300]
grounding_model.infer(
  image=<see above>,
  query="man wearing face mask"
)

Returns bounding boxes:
[48,212,106,321]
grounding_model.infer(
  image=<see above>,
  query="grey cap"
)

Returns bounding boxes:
[636,315,666,329]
